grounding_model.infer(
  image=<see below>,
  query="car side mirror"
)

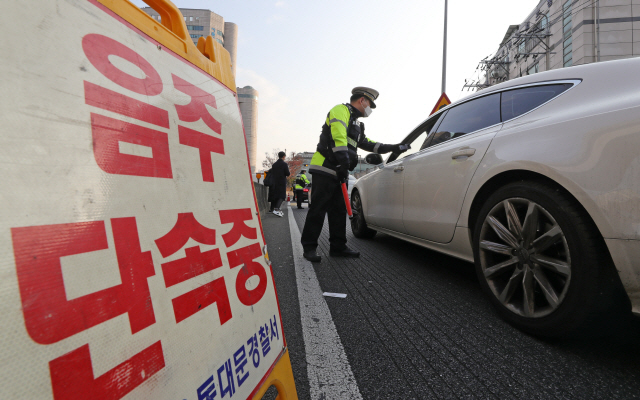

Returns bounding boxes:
[365,153,383,165]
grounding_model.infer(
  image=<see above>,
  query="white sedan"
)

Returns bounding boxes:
[351,57,640,337]
[347,174,357,199]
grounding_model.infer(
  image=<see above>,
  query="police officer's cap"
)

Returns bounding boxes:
[352,87,379,109]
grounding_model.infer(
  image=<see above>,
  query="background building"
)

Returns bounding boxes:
[465,0,640,90]
[298,152,314,171]
[223,22,238,78]
[237,86,259,176]
[142,8,237,76]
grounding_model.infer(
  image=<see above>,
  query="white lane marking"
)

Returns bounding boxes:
[287,205,363,400]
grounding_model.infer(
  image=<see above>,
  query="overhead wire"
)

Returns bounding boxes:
[462,0,600,92]
[536,0,596,30]
[502,0,597,58]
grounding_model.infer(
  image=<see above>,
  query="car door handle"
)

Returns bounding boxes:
[451,148,476,159]
[393,166,404,172]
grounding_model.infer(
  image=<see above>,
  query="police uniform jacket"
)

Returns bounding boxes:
[308,103,395,179]
[294,173,310,190]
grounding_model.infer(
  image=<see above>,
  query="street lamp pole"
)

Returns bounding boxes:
[441,0,448,94]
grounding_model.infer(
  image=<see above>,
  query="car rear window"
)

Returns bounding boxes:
[501,83,572,121]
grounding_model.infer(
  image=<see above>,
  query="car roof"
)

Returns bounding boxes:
[439,57,640,115]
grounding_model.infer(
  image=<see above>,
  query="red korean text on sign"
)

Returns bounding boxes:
[49,342,164,400]
[173,74,225,182]
[220,208,267,306]
[82,34,162,96]
[172,74,222,134]
[219,208,258,247]
[11,218,164,399]
[82,34,226,183]
[155,213,232,324]
[178,125,224,182]
[83,33,172,179]
[227,242,268,306]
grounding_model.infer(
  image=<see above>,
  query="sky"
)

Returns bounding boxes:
[132,0,539,170]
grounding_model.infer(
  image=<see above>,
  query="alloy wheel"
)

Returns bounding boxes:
[478,198,572,318]
[351,193,363,231]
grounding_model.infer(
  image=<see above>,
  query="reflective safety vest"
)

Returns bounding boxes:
[309,103,392,178]
[294,173,310,190]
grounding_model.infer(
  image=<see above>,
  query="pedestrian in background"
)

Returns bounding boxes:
[263,169,275,212]
[269,151,290,217]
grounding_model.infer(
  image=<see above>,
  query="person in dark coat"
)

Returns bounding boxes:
[263,169,275,212]
[269,151,290,217]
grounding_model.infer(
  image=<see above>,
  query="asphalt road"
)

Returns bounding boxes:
[262,202,640,400]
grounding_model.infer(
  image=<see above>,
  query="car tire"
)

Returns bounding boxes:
[350,190,376,239]
[472,181,626,337]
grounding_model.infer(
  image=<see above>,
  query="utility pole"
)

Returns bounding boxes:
[441,0,448,94]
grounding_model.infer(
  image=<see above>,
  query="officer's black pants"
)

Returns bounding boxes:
[301,173,347,252]
[295,189,304,208]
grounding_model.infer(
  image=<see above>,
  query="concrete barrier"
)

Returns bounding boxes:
[254,182,270,217]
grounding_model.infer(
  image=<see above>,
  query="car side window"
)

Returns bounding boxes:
[429,93,501,147]
[501,83,572,121]
[389,111,446,162]
[422,110,448,149]
[396,129,429,161]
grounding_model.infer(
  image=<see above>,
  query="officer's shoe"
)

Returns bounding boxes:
[303,250,321,262]
[329,247,360,258]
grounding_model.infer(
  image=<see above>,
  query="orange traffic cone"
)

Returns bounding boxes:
[287,195,290,201]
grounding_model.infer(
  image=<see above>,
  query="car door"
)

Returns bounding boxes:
[361,113,445,231]
[401,93,502,243]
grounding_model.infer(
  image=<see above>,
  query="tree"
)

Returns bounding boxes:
[287,152,304,188]
[262,149,282,170]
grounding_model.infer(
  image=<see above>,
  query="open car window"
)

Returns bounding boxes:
[386,110,446,163]
[394,129,429,161]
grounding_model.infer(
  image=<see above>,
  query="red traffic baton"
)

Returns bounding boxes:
[341,182,353,218]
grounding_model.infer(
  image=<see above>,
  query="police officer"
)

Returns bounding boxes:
[301,87,408,262]
[294,169,310,209]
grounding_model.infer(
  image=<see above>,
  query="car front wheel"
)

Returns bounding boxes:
[472,181,625,337]
[350,190,376,239]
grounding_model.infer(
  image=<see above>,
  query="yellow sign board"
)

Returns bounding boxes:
[0,0,298,398]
